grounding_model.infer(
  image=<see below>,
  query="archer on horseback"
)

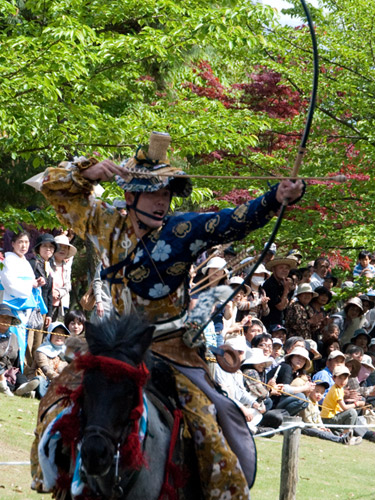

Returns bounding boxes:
[28,131,304,499]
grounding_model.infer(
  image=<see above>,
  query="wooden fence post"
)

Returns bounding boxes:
[279,416,302,500]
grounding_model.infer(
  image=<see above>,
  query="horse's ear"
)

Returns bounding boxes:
[127,325,155,365]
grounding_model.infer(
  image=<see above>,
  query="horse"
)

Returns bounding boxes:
[53,315,202,500]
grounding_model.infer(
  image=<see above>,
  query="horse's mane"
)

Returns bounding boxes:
[85,315,155,364]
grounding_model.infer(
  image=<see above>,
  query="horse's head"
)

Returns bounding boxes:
[80,316,154,478]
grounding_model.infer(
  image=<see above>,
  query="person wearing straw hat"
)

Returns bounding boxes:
[29,131,305,497]
[261,255,297,329]
[285,283,320,340]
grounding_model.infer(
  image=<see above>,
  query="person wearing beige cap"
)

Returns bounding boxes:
[28,131,305,497]
[51,234,77,321]
[285,283,320,340]
[321,364,365,436]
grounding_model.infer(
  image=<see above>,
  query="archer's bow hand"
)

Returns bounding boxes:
[276,179,305,204]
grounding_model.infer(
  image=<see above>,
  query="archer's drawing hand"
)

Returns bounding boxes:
[81,160,124,182]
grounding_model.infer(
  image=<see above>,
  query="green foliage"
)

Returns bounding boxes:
[0,0,374,269]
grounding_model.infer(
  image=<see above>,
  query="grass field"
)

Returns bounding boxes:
[0,393,374,500]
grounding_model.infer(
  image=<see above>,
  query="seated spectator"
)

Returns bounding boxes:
[269,324,287,344]
[214,336,260,426]
[287,249,303,267]
[252,333,273,358]
[285,284,320,340]
[350,328,371,353]
[27,234,57,366]
[244,318,265,349]
[300,380,361,445]
[241,348,285,430]
[191,256,229,344]
[310,257,330,290]
[353,250,375,278]
[32,322,70,399]
[332,297,366,346]
[344,344,364,360]
[0,304,39,397]
[64,309,86,337]
[346,355,375,405]
[262,256,297,329]
[320,365,365,436]
[266,346,314,416]
[312,350,346,398]
[322,273,338,292]
[309,286,332,335]
[272,338,284,362]
[298,267,312,285]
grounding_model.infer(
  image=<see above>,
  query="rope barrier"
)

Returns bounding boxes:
[254,420,375,439]
[0,320,70,338]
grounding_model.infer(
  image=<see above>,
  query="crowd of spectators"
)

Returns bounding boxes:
[190,245,375,445]
[1,223,375,448]
[0,228,86,398]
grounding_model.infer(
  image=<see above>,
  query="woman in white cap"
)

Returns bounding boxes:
[51,234,77,320]
[247,263,270,319]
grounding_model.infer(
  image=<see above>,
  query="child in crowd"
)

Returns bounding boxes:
[272,338,284,362]
[320,365,365,434]
[32,322,70,398]
[353,250,375,278]
[0,304,40,397]
[64,309,86,337]
[300,380,361,445]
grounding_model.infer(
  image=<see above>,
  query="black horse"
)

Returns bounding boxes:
[76,316,201,499]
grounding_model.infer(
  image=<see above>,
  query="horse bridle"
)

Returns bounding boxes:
[82,423,134,498]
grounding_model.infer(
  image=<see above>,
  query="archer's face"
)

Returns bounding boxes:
[126,189,171,230]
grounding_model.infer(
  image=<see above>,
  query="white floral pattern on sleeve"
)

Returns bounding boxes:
[149,283,171,298]
[151,240,172,262]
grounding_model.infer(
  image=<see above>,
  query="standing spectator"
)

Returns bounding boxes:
[247,263,270,319]
[90,262,113,323]
[262,256,297,329]
[353,250,375,278]
[27,234,57,366]
[310,257,330,290]
[285,283,320,340]
[51,235,77,320]
[0,232,44,369]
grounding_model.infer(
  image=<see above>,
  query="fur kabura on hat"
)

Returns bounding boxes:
[115,132,192,198]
